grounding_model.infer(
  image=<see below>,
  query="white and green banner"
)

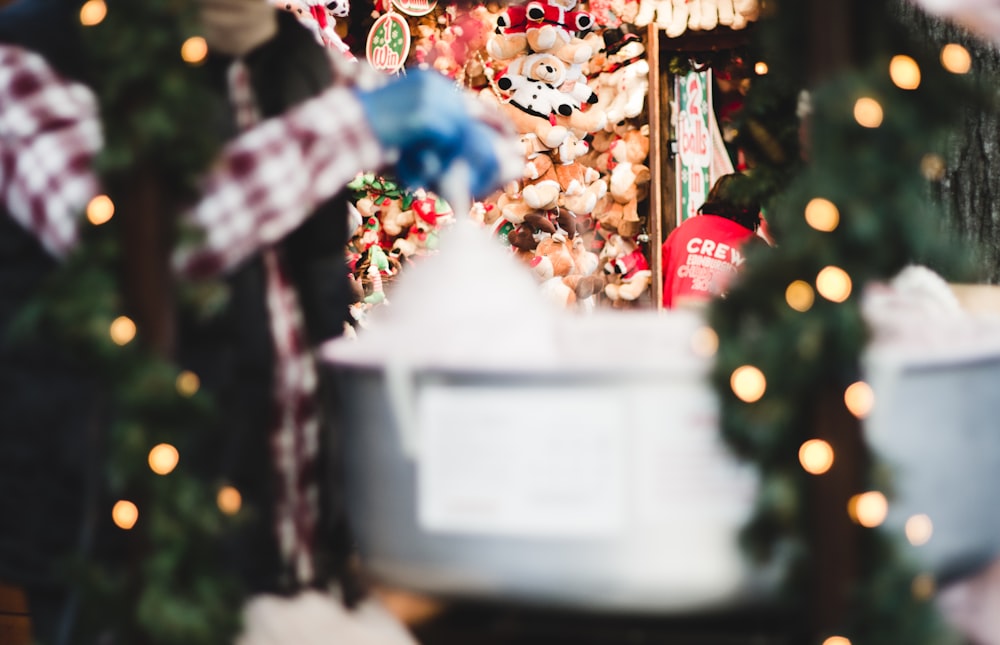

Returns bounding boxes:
[675,69,713,224]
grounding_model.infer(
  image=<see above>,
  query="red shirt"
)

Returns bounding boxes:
[661,214,756,308]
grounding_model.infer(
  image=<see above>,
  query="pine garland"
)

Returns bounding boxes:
[709,1,988,642]
[13,1,246,642]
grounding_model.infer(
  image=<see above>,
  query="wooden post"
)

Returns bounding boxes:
[804,0,864,638]
[646,23,664,310]
[119,167,176,359]
[809,388,866,637]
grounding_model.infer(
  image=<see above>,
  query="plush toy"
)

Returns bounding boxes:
[594,32,649,129]
[493,0,596,64]
[732,0,760,29]
[493,181,538,224]
[608,127,651,204]
[506,51,605,136]
[593,192,642,238]
[376,197,414,239]
[531,233,605,307]
[667,0,691,37]
[633,0,672,29]
[508,210,558,258]
[578,128,617,173]
[488,56,576,148]
[530,234,581,306]
[551,134,607,216]
[273,0,352,55]
[601,233,651,303]
[520,151,562,211]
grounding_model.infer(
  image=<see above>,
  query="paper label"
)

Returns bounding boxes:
[415,376,757,538]
[417,383,627,537]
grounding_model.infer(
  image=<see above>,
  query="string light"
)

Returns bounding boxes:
[86,194,115,226]
[148,443,179,475]
[181,37,208,65]
[217,486,242,515]
[848,491,888,528]
[799,439,834,475]
[920,153,946,181]
[804,198,840,232]
[112,500,139,530]
[816,266,852,303]
[940,43,971,74]
[754,61,769,75]
[785,280,815,312]
[889,55,921,89]
[912,573,935,601]
[690,326,719,357]
[822,637,851,645]
[905,514,934,546]
[730,365,766,403]
[79,0,107,26]
[854,97,884,128]
[176,370,201,397]
[109,315,137,346]
[844,381,874,418]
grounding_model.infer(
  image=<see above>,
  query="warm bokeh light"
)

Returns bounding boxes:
[109,315,137,346]
[181,36,209,64]
[912,573,936,600]
[816,266,852,303]
[906,514,934,546]
[844,381,874,419]
[854,97,884,128]
[754,61,769,75]
[217,486,242,515]
[148,443,179,475]
[176,370,201,397]
[941,43,971,74]
[785,280,816,312]
[889,55,921,89]
[691,326,719,357]
[804,198,840,232]
[86,194,115,225]
[112,500,139,530]
[921,153,946,181]
[799,439,835,475]
[849,491,888,528]
[731,365,766,403]
[79,0,107,26]
[823,637,851,645]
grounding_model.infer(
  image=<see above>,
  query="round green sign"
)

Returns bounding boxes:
[366,12,411,74]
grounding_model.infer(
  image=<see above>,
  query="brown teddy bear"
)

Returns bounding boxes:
[600,233,651,304]
[608,126,651,204]
[551,134,607,216]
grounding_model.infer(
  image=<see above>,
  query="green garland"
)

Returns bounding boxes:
[709,1,989,643]
[13,1,246,643]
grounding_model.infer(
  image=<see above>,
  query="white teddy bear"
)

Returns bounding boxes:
[633,0,672,29]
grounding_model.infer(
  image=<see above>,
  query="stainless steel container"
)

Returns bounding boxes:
[324,347,781,613]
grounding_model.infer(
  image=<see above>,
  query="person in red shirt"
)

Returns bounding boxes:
[662,173,767,308]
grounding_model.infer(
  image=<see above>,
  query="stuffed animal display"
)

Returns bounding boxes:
[345,173,454,325]
[345,2,659,311]
[473,0,654,308]
[632,0,760,37]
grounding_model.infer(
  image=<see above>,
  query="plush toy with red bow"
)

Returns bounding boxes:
[271,0,353,56]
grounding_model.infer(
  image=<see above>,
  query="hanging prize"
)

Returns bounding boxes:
[366,11,411,73]
[391,0,436,17]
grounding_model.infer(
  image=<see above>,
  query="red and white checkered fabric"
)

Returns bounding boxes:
[1,42,386,587]
[0,46,101,258]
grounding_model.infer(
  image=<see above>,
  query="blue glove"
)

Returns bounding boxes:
[356,69,512,199]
